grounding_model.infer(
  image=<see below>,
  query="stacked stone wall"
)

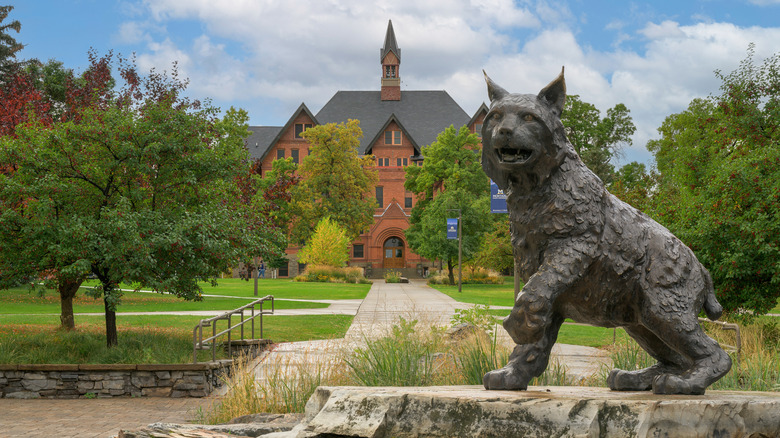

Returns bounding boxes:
[0,361,232,399]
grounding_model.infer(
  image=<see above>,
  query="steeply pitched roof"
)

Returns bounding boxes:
[247,103,318,162]
[469,103,489,128]
[380,20,400,63]
[246,126,282,161]
[316,90,470,154]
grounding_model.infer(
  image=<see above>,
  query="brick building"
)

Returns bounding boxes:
[246,21,486,278]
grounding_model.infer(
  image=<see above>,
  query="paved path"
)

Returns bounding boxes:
[0,397,213,438]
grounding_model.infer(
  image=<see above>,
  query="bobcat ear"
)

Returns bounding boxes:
[483,70,509,102]
[538,67,566,117]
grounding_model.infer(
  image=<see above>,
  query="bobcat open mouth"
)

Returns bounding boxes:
[497,147,533,164]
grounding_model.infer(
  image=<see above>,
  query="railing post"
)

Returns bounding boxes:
[251,304,255,339]
[193,324,198,364]
[212,320,217,362]
[227,314,232,358]
[240,309,245,340]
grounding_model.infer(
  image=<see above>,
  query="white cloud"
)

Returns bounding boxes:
[120,1,780,167]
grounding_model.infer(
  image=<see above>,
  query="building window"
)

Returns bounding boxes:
[475,123,483,138]
[353,244,364,258]
[383,158,389,167]
[294,123,313,139]
[291,149,299,164]
[298,262,306,274]
[405,196,413,208]
[278,261,289,277]
[396,158,408,167]
[276,149,285,160]
[377,157,383,167]
[376,186,383,208]
[384,130,401,145]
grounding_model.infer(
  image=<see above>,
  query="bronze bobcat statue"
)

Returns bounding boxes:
[480,69,731,395]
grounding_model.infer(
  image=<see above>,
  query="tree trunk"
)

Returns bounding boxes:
[447,259,455,285]
[104,291,118,348]
[58,277,83,331]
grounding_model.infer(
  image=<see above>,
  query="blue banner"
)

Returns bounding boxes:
[490,179,508,214]
[446,218,458,240]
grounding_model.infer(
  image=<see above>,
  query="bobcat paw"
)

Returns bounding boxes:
[483,366,530,390]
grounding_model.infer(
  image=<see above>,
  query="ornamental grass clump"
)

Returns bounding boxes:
[200,344,347,423]
[343,318,459,387]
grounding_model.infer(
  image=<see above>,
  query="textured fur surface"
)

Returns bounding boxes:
[480,70,731,394]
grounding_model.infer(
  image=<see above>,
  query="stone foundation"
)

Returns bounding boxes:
[287,385,780,437]
[0,361,233,399]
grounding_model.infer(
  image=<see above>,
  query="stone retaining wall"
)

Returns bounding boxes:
[0,361,233,399]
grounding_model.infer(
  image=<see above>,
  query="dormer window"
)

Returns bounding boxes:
[384,130,401,145]
[294,123,313,139]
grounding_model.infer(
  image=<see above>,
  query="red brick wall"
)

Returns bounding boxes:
[260,112,315,175]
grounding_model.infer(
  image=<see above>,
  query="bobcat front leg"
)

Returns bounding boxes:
[504,243,592,345]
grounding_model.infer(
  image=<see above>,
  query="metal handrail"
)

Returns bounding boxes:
[192,295,274,363]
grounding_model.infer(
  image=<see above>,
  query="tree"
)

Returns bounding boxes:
[647,45,780,315]
[561,95,636,184]
[473,218,513,274]
[0,55,278,345]
[0,5,23,81]
[610,161,657,213]
[405,125,490,284]
[297,217,351,267]
[290,120,377,244]
[0,53,116,330]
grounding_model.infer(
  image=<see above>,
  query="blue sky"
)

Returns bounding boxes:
[10,0,780,166]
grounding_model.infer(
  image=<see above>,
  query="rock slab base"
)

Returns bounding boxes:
[286,385,780,438]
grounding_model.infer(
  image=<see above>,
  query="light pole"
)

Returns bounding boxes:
[447,208,462,293]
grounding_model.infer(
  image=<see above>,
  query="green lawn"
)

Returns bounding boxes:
[431,282,517,307]
[82,277,372,301]
[0,313,353,345]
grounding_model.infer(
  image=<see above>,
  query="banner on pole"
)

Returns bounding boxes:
[490,179,508,214]
[446,218,458,240]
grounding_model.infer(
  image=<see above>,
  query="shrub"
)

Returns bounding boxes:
[426,268,504,285]
[462,267,504,284]
[384,270,403,283]
[294,264,369,284]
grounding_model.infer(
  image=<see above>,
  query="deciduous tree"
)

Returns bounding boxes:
[561,95,636,184]
[647,45,780,315]
[297,216,351,267]
[405,125,490,284]
[290,120,377,244]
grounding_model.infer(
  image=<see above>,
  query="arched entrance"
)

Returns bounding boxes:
[383,237,405,269]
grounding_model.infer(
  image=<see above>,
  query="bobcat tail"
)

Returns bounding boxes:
[702,269,723,321]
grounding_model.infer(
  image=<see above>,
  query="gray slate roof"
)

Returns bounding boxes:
[316,90,470,154]
[246,126,283,161]
[246,90,471,159]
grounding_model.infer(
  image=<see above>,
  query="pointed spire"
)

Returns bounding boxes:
[380,20,401,62]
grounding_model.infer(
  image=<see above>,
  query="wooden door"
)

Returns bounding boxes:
[383,237,405,269]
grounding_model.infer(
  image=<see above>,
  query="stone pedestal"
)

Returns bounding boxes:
[285,385,780,438]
